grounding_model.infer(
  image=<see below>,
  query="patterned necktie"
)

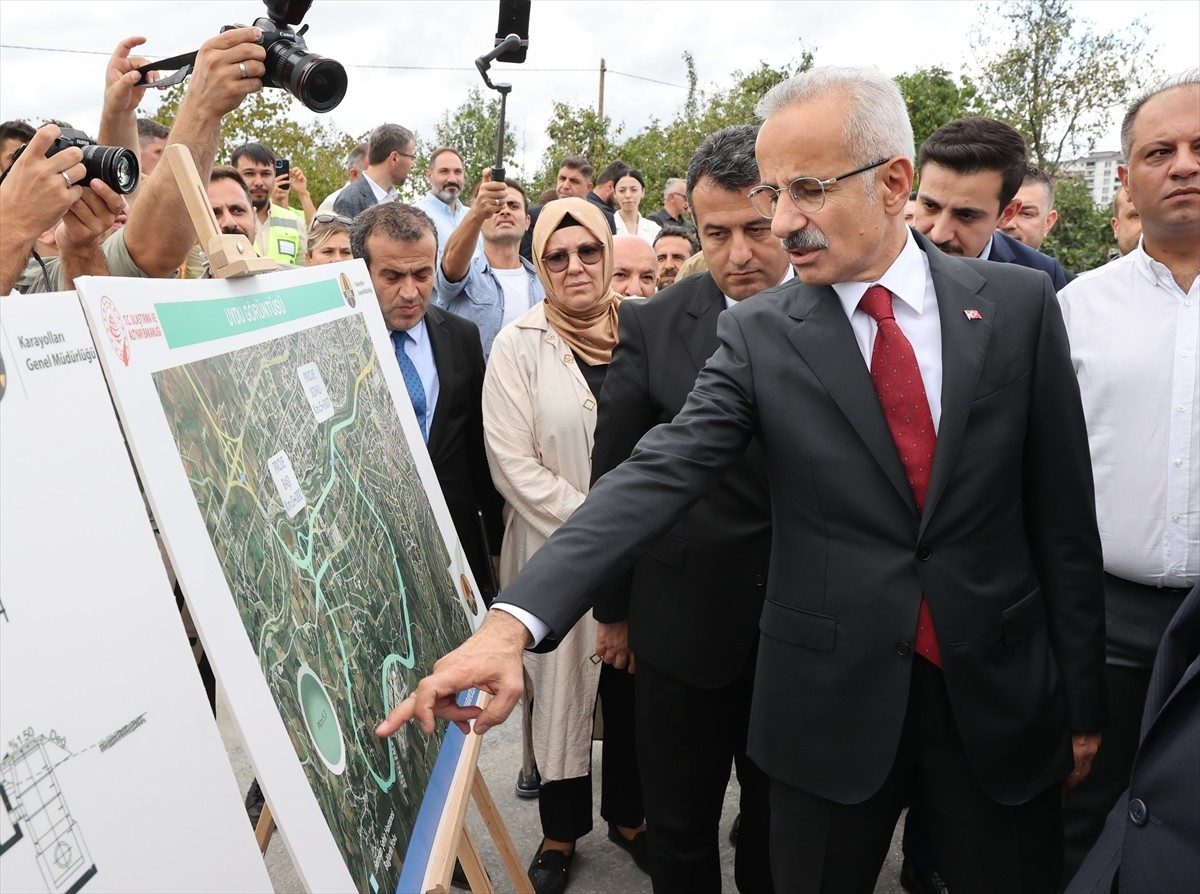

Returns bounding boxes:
[859,285,941,668]
[392,330,428,443]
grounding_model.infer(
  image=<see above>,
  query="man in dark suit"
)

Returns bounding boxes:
[379,66,1107,894]
[915,117,1068,290]
[589,124,789,894]
[334,123,415,219]
[1066,583,1200,894]
[350,202,502,604]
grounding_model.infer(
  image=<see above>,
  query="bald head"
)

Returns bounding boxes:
[611,235,659,297]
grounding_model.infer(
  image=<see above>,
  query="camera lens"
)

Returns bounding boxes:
[81,145,140,195]
[267,41,347,113]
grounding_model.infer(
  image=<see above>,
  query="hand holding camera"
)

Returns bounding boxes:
[0,125,85,244]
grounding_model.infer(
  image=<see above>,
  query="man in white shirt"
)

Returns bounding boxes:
[1057,70,1199,886]
[415,147,471,253]
[379,65,1106,894]
[334,124,415,219]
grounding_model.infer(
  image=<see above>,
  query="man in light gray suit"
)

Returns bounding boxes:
[378,65,1107,894]
[333,123,415,219]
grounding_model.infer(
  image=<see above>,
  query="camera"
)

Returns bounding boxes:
[11,128,139,194]
[222,0,347,113]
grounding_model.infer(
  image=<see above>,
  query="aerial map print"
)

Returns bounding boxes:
[153,311,473,894]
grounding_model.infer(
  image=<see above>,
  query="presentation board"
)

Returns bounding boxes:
[0,292,272,893]
[76,262,484,893]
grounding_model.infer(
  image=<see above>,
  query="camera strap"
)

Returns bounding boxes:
[134,52,200,90]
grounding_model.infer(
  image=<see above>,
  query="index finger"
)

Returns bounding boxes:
[113,35,147,58]
[203,25,264,52]
[21,123,64,159]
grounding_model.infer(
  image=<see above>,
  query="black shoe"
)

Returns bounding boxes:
[516,767,541,799]
[900,859,949,894]
[527,845,573,894]
[607,823,649,874]
[244,779,265,828]
[729,813,740,847]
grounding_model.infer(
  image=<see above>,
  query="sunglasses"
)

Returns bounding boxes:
[313,213,353,226]
[541,243,604,273]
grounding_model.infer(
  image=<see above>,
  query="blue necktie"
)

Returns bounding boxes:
[392,330,428,442]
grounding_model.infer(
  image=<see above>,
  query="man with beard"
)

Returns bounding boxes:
[416,147,471,254]
[436,171,543,360]
[653,223,700,290]
[208,167,257,242]
[231,141,307,266]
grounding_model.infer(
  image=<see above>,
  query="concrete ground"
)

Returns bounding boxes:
[218,699,905,893]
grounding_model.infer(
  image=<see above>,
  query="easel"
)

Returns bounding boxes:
[163,145,529,892]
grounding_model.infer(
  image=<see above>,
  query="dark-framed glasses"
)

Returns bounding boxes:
[747,158,891,219]
[313,213,353,226]
[541,242,604,272]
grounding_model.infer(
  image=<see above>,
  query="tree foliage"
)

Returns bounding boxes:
[428,86,520,189]
[895,68,990,156]
[148,83,361,209]
[1041,173,1114,274]
[970,0,1153,168]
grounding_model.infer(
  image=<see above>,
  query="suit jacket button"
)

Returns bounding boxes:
[754,574,766,586]
[1128,797,1148,826]
[896,641,912,657]
[917,545,933,561]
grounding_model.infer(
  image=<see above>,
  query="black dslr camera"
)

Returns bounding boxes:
[222,0,347,113]
[11,128,139,195]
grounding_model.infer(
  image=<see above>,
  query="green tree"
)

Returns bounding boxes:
[1041,174,1113,273]
[895,68,990,155]
[149,84,358,210]
[430,86,520,189]
[531,102,622,195]
[970,0,1154,168]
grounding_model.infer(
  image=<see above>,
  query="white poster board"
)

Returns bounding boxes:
[75,262,484,894]
[0,292,271,894]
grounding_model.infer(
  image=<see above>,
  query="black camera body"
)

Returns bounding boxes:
[221,0,346,113]
[12,128,139,195]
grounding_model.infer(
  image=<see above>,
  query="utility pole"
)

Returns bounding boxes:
[598,58,607,121]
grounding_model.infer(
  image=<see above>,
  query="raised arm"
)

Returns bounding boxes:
[441,170,506,284]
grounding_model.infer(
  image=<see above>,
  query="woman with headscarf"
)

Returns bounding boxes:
[483,197,646,894]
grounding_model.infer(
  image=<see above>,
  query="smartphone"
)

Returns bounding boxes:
[275,157,290,188]
[494,0,530,63]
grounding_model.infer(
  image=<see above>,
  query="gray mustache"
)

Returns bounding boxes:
[782,230,829,251]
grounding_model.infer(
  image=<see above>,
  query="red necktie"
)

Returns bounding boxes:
[859,285,941,668]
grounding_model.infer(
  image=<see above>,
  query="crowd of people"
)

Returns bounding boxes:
[2,26,1195,894]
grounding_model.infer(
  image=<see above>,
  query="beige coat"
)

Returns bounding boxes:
[482,302,601,781]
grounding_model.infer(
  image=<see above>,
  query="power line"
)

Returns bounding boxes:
[0,43,687,86]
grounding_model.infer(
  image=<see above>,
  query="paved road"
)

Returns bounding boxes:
[218,698,907,892]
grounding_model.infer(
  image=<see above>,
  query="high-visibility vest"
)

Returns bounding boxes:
[263,204,305,265]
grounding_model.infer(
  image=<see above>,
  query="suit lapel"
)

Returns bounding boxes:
[424,307,452,455]
[918,237,993,535]
[681,275,725,372]
[784,284,915,514]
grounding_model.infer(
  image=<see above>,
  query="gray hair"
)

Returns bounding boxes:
[685,125,761,217]
[350,203,438,267]
[346,142,367,173]
[755,66,914,199]
[662,177,685,200]
[1120,68,1200,161]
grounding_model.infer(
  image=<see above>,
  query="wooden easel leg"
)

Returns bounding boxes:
[456,828,493,893]
[254,803,276,854]
[471,771,534,894]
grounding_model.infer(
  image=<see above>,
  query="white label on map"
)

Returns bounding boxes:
[268,450,307,518]
[297,362,334,423]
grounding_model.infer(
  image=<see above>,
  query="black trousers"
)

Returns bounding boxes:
[1059,574,1188,887]
[635,652,773,894]
[537,661,643,842]
[769,658,1063,894]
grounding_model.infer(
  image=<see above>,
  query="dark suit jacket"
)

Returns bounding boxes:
[422,305,504,600]
[333,176,382,219]
[589,275,772,688]
[991,230,1068,290]
[1067,582,1200,894]
[500,231,1106,805]
[648,207,686,228]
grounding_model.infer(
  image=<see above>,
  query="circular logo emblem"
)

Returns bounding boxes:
[99,295,131,366]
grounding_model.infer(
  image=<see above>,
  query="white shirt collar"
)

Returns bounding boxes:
[365,173,396,203]
[831,229,931,317]
[722,264,795,309]
[1131,238,1194,294]
[978,233,994,261]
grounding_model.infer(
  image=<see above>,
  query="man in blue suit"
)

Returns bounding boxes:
[914,117,1068,291]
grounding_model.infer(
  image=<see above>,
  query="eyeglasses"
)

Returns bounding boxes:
[541,243,604,272]
[313,213,353,226]
[747,158,891,219]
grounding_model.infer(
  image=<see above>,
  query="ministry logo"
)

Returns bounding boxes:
[99,295,131,366]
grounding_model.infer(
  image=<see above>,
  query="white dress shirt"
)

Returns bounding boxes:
[364,173,397,205]
[1058,245,1199,588]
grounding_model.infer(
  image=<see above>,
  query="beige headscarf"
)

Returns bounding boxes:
[532,197,622,366]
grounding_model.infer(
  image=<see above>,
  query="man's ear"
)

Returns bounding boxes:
[1044,208,1059,238]
[881,156,914,215]
[998,198,1021,227]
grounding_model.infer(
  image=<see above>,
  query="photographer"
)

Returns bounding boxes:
[21,27,267,293]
